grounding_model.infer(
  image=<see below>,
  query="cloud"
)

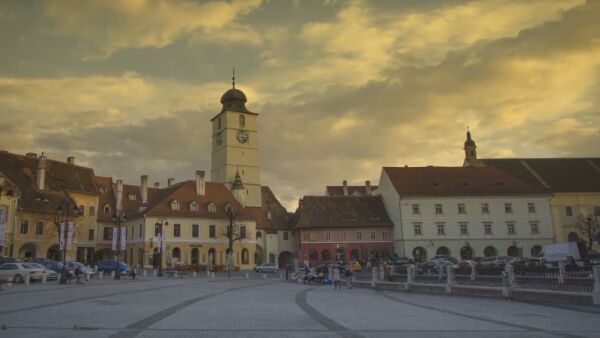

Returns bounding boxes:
[41,0,262,60]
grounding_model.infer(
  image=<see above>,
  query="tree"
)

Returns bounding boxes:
[579,215,600,252]
[221,205,253,279]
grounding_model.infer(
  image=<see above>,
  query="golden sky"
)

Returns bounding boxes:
[0,0,599,209]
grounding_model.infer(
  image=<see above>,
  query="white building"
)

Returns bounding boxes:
[378,166,554,261]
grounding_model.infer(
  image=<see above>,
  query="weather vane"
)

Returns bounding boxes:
[232,68,236,89]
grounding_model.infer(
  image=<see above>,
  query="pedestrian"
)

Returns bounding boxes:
[74,266,84,285]
[131,268,136,280]
[333,266,341,290]
[345,265,353,289]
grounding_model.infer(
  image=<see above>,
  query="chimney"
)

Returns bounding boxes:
[154,182,160,188]
[167,178,174,187]
[342,180,348,196]
[141,175,148,203]
[116,179,124,213]
[36,153,47,190]
[196,170,205,195]
[365,180,371,195]
[67,156,75,165]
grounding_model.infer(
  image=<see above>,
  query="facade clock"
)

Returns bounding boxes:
[236,130,249,144]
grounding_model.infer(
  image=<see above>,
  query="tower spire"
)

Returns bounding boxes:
[232,68,236,89]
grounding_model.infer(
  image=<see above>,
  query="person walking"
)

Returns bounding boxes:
[345,265,353,289]
[333,266,341,290]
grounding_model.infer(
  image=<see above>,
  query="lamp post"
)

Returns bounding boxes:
[113,212,126,279]
[58,201,78,284]
[155,220,168,277]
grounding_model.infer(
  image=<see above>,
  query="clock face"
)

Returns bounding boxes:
[236,130,249,144]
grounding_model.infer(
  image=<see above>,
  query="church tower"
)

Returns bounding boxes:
[210,74,262,207]
[463,128,483,167]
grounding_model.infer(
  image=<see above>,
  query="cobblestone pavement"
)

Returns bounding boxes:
[0,273,599,338]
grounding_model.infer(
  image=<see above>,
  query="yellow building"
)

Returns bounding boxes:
[0,151,99,262]
[0,172,19,256]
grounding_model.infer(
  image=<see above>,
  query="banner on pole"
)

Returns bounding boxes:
[66,222,74,250]
[153,236,159,252]
[161,234,166,253]
[0,208,6,244]
[111,228,117,251]
[59,222,65,250]
[120,228,126,251]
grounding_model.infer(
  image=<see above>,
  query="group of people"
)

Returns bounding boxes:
[302,264,353,289]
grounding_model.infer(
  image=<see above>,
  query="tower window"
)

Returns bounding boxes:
[239,114,245,127]
[218,117,222,129]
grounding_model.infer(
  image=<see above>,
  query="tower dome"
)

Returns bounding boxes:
[464,130,476,147]
[220,70,250,113]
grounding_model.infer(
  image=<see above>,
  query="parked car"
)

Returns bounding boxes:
[420,257,458,274]
[351,261,362,272]
[65,261,95,280]
[29,263,58,281]
[254,263,278,273]
[39,260,64,273]
[0,256,19,265]
[0,262,45,283]
[97,260,131,275]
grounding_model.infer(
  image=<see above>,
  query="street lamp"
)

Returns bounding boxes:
[113,212,126,279]
[57,201,79,284]
[155,220,168,277]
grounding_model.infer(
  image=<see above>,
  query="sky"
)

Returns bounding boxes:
[0,0,599,210]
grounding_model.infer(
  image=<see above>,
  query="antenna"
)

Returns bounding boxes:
[232,68,236,89]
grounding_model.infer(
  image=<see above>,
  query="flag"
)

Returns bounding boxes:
[120,228,126,251]
[153,236,159,252]
[0,208,6,244]
[59,222,65,250]
[161,234,166,253]
[111,228,117,251]
[66,222,74,250]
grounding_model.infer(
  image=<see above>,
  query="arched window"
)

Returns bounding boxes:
[242,249,249,264]
[172,247,181,264]
[239,114,245,127]
[207,202,216,213]
[350,249,359,261]
[412,247,427,263]
[321,249,331,261]
[191,248,199,265]
[256,231,262,239]
[483,246,497,257]
[436,246,450,257]
[268,253,275,263]
[507,246,519,257]
[190,202,198,212]
[171,200,180,211]
[531,245,542,257]
[460,246,473,260]
[309,249,318,261]
[103,204,111,214]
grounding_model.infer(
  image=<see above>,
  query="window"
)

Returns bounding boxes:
[103,227,113,240]
[218,117,222,129]
[154,224,160,237]
[208,203,216,213]
[504,203,513,213]
[527,202,536,213]
[89,206,95,216]
[256,231,262,239]
[283,231,288,240]
[128,194,136,201]
[88,229,94,241]
[437,223,445,235]
[565,206,573,217]
[79,205,85,214]
[173,224,181,237]
[459,223,468,235]
[382,231,388,240]
[209,225,216,238]
[530,222,539,234]
[370,231,376,240]
[341,231,347,241]
[239,114,245,127]
[412,204,420,214]
[131,226,134,239]
[103,204,111,214]
[35,221,44,235]
[309,233,315,241]
[139,224,142,237]
[507,222,516,235]
[413,223,422,235]
[190,202,198,212]
[355,232,362,240]
[192,224,199,238]
[481,203,489,214]
[458,203,466,214]
[240,226,246,239]
[20,220,28,234]
[435,204,443,214]
[325,231,331,241]
[484,223,492,235]
[171,200,180,211]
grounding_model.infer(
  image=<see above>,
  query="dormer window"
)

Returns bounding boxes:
[190,202,198,212]
[99,186,107,195]
[207,202,216,213]
[224,204,232,213]
[103,204,111,214]
[171,200,180,211]
[128,193,136,201]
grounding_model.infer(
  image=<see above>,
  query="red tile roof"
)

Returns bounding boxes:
[383,166,546,196]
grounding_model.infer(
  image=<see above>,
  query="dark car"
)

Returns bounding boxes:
[38,260,64,273]
[98,260,131,275]
[420,257,458,274]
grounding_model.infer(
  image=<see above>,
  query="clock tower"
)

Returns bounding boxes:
[210,77,262,207]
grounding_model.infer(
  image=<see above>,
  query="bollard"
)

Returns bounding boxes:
[263,273,267,280]
[110,271,115,279]
[379,264,385,281]
[25,275,30,285]
[592,265,600,305]
[153,270,157,277]
[193,271,197,278]
[206,271,210,277]
[42,274,47,284]
[558,261,566,284]
[99,271,103,279]
[406,265,414,291]
[94,265,98,272]
[211,272,215,278]
[469,260,477,281]
[174,271,178,278]
[371,267,377,287]
[143,270,147,278]
[446,264,454,293]
[245,273,249,279]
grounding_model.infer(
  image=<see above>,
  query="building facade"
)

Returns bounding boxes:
[378,166,554,262]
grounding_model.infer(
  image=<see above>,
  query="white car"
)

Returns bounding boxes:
[30,263,59,281]
[255,263,278,273]
[0,262,45,283]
